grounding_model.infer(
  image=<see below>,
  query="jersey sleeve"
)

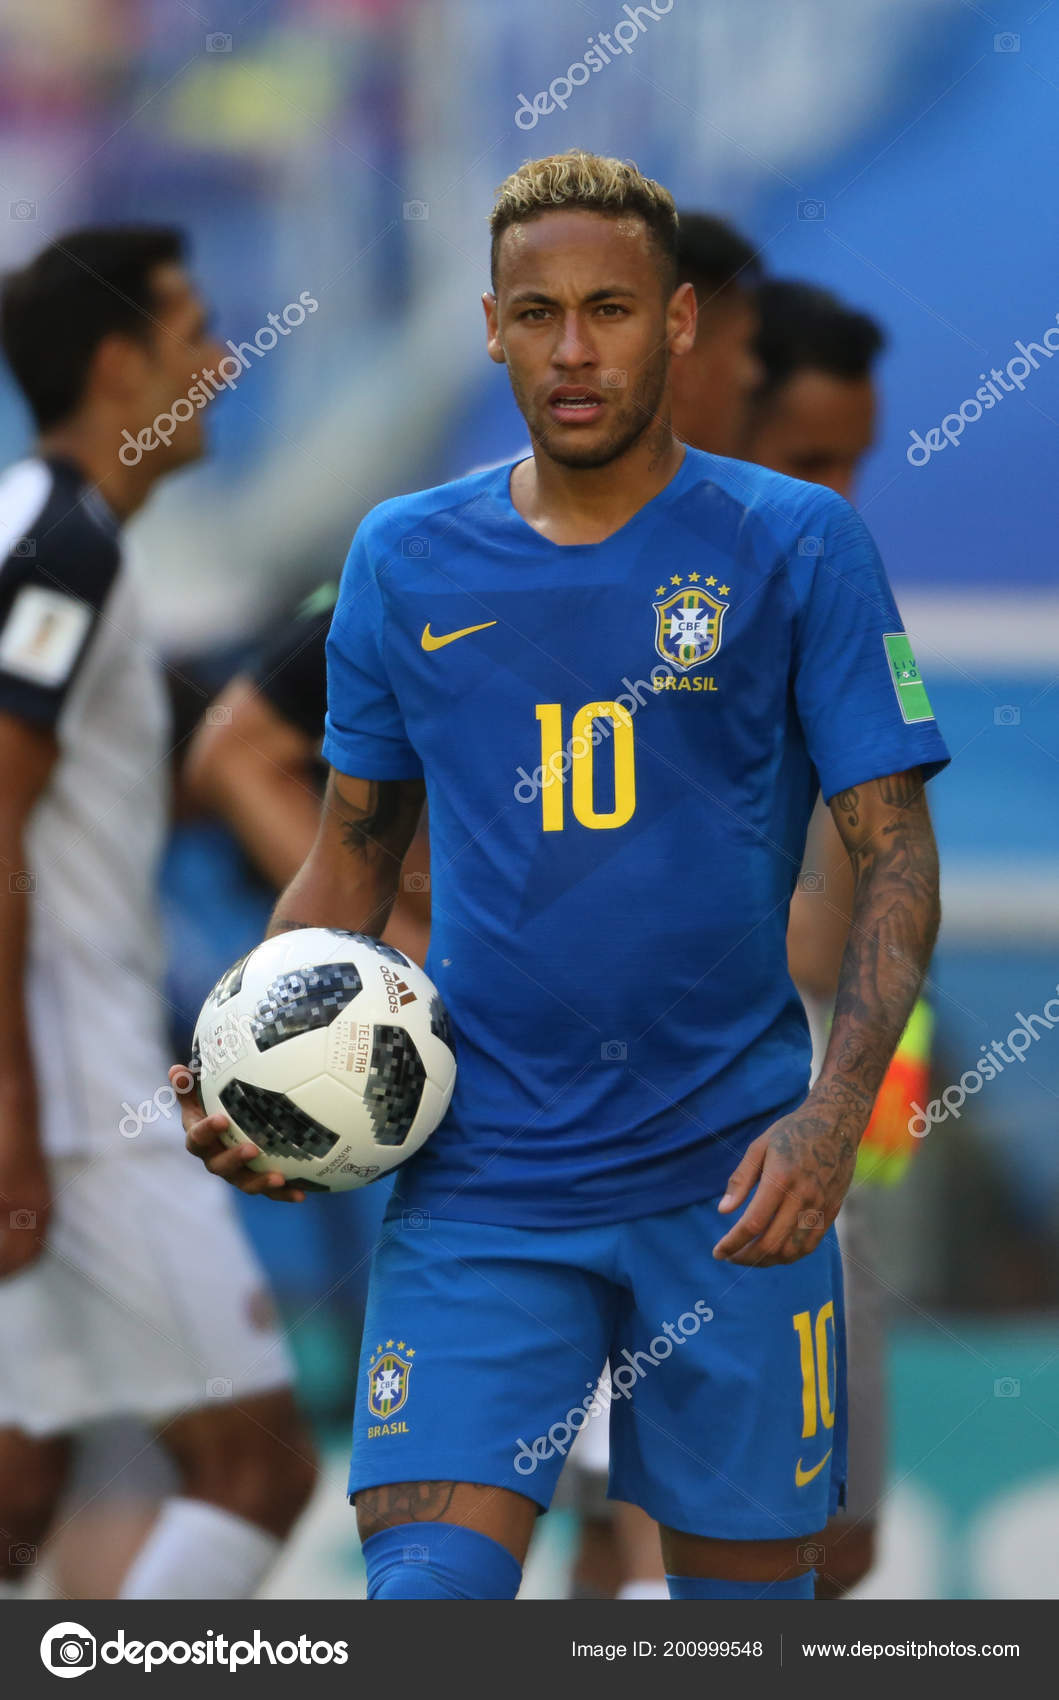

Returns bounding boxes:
[321,521,423,780]
[0,528,119,731]
[788,491,950,802]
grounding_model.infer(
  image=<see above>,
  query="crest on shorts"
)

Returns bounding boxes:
[367,1342,415,1418]
[653,581,728,672]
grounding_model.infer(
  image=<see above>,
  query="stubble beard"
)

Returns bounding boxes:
[512,348,671,471]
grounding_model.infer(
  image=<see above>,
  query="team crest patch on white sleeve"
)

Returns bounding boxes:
[0,585,93,685]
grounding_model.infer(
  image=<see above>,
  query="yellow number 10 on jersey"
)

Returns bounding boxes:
[535,701,637,832]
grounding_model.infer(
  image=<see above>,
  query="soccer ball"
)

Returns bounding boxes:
[191,928,456,1192]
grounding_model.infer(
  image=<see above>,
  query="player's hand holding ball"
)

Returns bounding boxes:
[173,1067,308,1202]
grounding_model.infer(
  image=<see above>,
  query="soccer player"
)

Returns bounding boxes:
[746,279,912,1596]
[182,151,948,1602]
[744,279,883,500]
[0,229,315,1598]
[185,582,431,964]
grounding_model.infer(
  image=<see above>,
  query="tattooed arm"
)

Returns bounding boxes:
[714,767,940,1267]
[267,768,426,939]
[177,768,424,1202]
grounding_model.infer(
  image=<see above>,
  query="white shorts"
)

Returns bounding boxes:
[0,1147,294,1438]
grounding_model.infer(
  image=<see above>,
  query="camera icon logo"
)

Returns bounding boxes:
[994,1377,1021,1398]
[206,1377,233,1398]
[797,535,824,557]
[799,870,825,894]
[403,200,429,221]
[600,1040,627,1062]
[13,536,36,556]
[993,704,1020,727]
[404,871,430,892]
[402,1208,430,1229]
[401,537,429,557]
[10,200,37,221]
[601,368,627,388]
[206,32,232,51]
[994,32,1020,52]
[40,1622,96,1678]
[797,199,826,221]
[9,1209,36,1230]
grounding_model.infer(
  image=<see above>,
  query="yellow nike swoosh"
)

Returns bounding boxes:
[421,620,497,652]
[795,1448,832,1487]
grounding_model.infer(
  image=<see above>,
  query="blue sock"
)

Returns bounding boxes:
[666,1570,816,1600]
[363,1522,522,1599]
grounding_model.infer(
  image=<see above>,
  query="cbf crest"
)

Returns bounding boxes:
[653,576,729,672]
[368,1340,414,1419]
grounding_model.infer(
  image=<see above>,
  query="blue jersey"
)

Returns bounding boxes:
[323,448,950,1228]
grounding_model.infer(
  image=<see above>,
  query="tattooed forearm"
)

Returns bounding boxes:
[329,773,425,863]
[266,769,426,941]
[818,768,940,1135]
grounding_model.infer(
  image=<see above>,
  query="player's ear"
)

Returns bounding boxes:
[90,330,153,408]
[482,292,506,366]
[667,280,697,359]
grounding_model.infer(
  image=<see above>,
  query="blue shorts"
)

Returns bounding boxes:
[349,1190,847,1541]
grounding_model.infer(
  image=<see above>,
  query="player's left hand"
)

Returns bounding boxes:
[712,1095,859,1267]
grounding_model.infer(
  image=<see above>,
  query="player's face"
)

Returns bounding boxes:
[669,290,762,457]
[484,210,695,469]
[747,369,877,501]
[131,264,226,469]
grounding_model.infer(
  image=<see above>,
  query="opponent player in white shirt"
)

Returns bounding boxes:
[0,228,316,1598]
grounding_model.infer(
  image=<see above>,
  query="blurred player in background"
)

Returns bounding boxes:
[667,212,764,457]
[748,279,929,1596]
[0,230,315,1598]
[185,582,430,963]
[746,279,883,500]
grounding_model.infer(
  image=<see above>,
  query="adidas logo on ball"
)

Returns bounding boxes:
[380,964,417,1013]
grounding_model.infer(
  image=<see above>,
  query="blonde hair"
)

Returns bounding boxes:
[489,149,679,289]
